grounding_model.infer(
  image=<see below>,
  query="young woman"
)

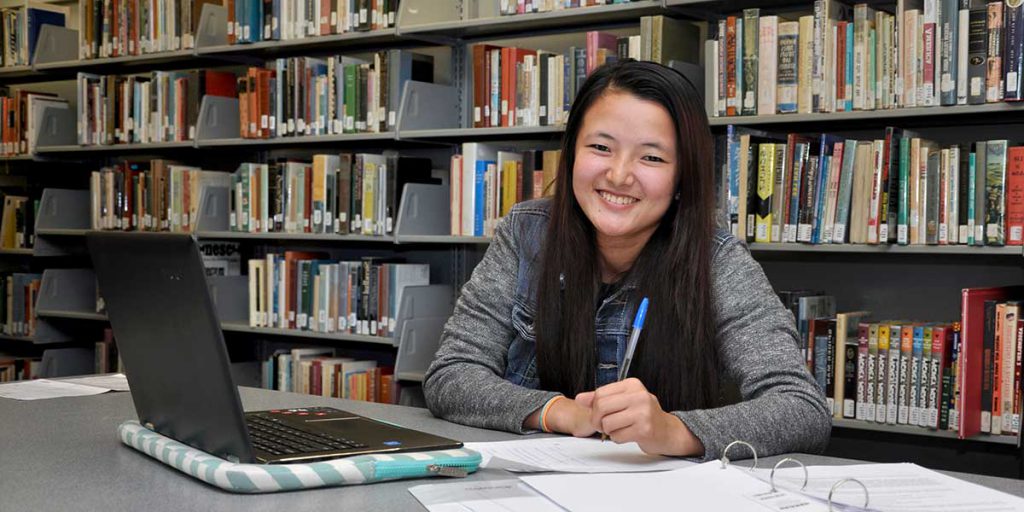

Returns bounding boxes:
[424,60,830,460]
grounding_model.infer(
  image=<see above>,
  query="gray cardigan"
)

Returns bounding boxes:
[424,200,831,460]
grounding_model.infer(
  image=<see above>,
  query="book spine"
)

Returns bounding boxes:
[986,2,1004,102]
[986,140,1008,245]
[967,7,988,105]
[1006,2,1024,101]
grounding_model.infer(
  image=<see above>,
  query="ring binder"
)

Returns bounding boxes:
[827,478,870,511]
[719,440,758,470]
[769,458,808,492]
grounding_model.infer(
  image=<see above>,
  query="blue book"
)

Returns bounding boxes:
[27,8,65,65]
[474,160,492,236]
[844,23,854,111]
[911,325,925,426]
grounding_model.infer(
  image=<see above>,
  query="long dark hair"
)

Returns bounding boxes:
[534,60,719,412]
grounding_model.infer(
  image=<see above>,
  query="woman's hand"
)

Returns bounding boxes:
[525,397,598,437]
[576,378,705,457]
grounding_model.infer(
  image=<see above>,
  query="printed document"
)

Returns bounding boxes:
[464,437,696,473]
[0,379,112,400]
[761,463,1024,511]
[520,461,829,512]
[409,479,563,512]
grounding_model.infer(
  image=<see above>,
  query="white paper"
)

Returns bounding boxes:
[409,479,563,512]
[463,437,696,473]
[759,463,1024,512]
[521,461,828,512]
[0,379,112,401]
[61,373,130,392]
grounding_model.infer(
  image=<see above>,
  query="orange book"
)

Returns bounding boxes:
[238,77,249,138]
[1005,146,1024,245]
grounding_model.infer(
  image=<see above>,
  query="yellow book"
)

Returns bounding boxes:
[312,155,328,232]
[755,143,775,243]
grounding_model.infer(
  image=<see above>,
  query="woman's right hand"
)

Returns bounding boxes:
[543,396,598,437]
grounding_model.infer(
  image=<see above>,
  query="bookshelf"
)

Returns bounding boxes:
[4,0,1021,476]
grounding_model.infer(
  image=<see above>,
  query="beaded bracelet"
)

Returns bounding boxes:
[539,395,565,433]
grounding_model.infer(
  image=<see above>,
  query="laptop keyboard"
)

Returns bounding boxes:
[246,415,369,457]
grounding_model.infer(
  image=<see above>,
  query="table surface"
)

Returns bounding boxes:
[1,386,1022,510]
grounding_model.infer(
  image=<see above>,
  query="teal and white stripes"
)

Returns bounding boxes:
[118,421,480,493]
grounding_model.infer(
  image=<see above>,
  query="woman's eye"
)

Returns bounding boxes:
[589,144,610,152]
[642,155,667,163]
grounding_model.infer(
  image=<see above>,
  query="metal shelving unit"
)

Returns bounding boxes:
[832,418,1019,446]
[748,243,1024,255]
[220,322,396,346]
[708,103,1024,127]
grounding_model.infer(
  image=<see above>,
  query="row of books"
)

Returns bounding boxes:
[229,0,399,45]
[229,152,437,235]
[784,285,1024,439]
[710,2,1024,118]
[0,88,68,156]
[2,272,41,337]
[450,143,559,237]
[499,0,636,16]
[0,194,37,250]
[89,160,231,232]
[260,347,395,403]
[79,0,205,59]
[2,1,68,67]
[471,16,697,128]
[0,356,40,382]
[237,49,432,139]
[720,126,1024,246]
[246,254,429,337]
[77,69,236,146]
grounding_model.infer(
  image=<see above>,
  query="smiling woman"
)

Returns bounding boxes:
[423,60,831,461]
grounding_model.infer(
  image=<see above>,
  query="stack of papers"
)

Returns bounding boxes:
[463,437,695,473]
[0,374,129,400]
[412,438,1024,512]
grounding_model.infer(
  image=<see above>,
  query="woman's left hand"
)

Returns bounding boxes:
[575,378,704,457]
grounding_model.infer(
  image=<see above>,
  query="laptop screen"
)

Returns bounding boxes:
[88,232,256,462]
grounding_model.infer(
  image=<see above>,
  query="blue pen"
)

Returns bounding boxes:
[601,297,649,441]
[618,297,649,382]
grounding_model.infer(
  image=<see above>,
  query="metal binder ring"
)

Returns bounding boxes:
[719,440,758,470]
[769,458,808,492]
[828,478,869,511]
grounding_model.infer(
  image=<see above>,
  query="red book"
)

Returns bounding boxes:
[585,31,618,75]
[959,286,1024,438]
[1005,146,1024,245]
[471,45,493,128]
[725,17,738,116]
[835,21,847,111]
[204,70,238,98]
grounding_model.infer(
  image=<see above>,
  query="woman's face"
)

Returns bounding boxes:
[572,91,679,249]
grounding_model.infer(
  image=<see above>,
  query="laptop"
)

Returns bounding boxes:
[87,231,462,464]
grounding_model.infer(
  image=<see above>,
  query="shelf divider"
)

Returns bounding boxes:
[195,96,241,142]
[34,189,90,257]
[396,81,460,133]
[32,25,79,65]
[394,183,450,241]
[195,4,229,48]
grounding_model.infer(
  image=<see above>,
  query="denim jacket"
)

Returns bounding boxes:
[424,199,831,460]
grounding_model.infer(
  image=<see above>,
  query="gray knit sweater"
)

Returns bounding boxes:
[424,200,831,460]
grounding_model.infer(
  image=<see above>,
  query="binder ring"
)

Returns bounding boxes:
[828,478,869,511]
[769,458,808,492]
[719,441,758,470]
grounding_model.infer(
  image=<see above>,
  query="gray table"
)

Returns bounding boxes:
[1,387,1021,510]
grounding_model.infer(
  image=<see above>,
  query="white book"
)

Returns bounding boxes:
[757,16,779,116]
[461,143,499,237]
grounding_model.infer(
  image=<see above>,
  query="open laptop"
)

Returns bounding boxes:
[87,231,462,464]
